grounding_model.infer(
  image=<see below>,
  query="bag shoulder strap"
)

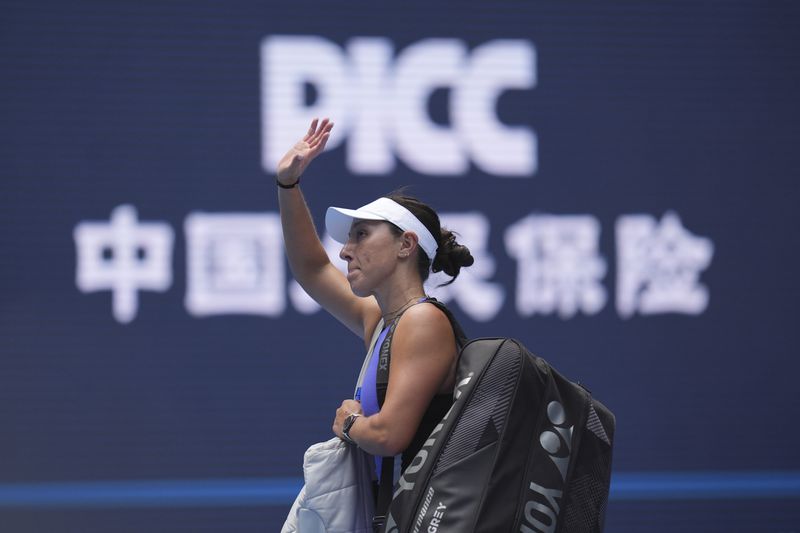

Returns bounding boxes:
[423,298,469,348]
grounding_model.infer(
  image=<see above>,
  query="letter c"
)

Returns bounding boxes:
[454,40,537,176]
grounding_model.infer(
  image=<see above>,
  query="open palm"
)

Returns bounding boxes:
[277,118,334,184]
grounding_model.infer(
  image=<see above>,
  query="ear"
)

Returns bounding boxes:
[398,231,420,259]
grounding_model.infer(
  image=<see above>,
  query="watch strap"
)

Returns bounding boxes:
[341,413,361,444]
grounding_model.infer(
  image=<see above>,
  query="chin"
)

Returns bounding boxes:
[351,287,371,298]
[348,280,372,299]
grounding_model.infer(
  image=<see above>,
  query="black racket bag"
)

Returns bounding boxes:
[380,334,615,533]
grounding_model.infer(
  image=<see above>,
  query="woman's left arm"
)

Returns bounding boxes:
[332,304,457,456]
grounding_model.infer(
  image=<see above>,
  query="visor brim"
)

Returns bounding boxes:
[325,206,387,244]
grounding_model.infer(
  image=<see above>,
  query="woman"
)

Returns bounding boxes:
[276,118,474,476]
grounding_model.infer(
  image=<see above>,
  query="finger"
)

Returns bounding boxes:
[342,399,361,412]
[308,132,330,156]
[313,118,330,141]
[309,124,333,150]
[303,118,319,142]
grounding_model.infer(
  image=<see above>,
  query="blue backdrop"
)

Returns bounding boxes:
[2,1,799,531]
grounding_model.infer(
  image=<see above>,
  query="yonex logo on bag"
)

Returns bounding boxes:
[539,401,573,481]
[521,482,563,533]
[520,401,574,533]
[392,373,473,500]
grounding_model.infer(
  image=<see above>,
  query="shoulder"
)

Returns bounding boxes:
[393,302,455,350]
[403,301,450,326]
[391,301,457,393]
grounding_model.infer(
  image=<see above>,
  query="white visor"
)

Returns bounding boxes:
[326,197,439,260]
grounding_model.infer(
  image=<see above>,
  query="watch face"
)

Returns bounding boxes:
[343,414,359,443]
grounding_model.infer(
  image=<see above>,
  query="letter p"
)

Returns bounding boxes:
[260,35,347,173]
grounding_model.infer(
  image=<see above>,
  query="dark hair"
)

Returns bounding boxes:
[384,192,474,286]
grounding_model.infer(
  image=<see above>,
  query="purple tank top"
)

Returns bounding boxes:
[357,297,429,478]
[358,324,390,418]
[357,324,390,477]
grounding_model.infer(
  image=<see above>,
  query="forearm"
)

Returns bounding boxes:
[347,412,406,457]
[274,118,334,284]
[277,185,331,282]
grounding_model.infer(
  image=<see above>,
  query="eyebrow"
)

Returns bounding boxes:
[351,220,379,231]
[348,221,368,236]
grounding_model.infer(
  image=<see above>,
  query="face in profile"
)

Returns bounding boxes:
[339,220,404,297]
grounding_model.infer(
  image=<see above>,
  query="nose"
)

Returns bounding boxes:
[339,242,353,262]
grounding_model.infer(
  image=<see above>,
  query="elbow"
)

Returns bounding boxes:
[377,429,414,458]
[381,438,407,458]
[367,419,412,457]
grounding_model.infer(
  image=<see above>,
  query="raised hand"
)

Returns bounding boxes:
[276,118,334,186]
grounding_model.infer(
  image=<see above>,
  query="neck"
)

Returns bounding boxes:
[374,283,426,322]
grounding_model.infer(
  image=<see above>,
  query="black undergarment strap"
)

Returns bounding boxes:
[373,317,397,532]
[375,319,397,408]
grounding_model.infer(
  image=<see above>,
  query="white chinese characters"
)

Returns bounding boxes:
[73,205,174,323]
[505,215,607,318]
[185,213,285,317]
[616,212,714,318]
[74,206,713,323]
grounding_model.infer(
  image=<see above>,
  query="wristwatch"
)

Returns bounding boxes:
[341,413,361,445]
